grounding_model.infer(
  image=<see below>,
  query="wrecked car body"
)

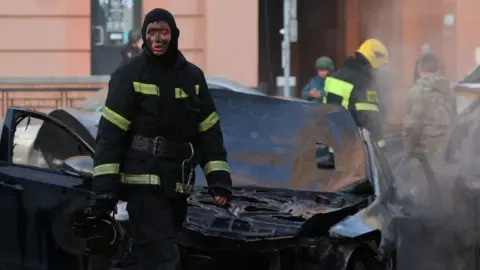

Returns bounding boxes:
[0,90,397,269]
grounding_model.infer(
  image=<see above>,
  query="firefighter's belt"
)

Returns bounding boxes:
[131,135,194,160]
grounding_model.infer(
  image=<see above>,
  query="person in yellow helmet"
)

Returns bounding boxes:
[323,38,389,149]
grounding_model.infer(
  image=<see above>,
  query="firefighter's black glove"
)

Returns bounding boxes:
[209,186,232,206]
[91,175,120,217]
[91,193,118,218]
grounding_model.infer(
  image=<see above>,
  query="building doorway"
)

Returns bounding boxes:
[91,0,143,75]
[258,0,347,97]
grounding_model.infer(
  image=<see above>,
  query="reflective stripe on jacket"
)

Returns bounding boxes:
[322,53,384,147]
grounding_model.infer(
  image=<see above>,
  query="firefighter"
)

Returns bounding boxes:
[323,38,389,148]
[120,29,142,65]
[91,8,232,270]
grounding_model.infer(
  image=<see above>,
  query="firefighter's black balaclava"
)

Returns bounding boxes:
[141,8,180,66]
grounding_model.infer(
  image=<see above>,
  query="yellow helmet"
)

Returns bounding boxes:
[357,38,389,69]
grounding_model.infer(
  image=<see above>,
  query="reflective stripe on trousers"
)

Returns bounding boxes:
[120,174,193,194]
[121,174,161,185]
[93,163,120,177]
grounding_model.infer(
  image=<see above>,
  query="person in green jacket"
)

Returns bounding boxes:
[301,56,334,102]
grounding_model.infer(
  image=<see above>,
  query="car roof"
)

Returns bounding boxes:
[76,77,308,110]
[206,76,265,96]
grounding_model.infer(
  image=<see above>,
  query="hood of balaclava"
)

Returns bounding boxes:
[141,8,180,66]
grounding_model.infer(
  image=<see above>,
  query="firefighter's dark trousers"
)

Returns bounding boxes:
[88,189,188,270]
[88,256,113,270]
[127,189,188,270]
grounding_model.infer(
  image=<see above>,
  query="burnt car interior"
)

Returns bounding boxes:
[3,107,95,187]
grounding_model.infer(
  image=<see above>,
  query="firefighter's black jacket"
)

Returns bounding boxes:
[94,52,232,194]
[93,9,232,195]
[327,53,384,144]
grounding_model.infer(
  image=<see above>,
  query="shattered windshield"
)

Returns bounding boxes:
[195,90,367,191]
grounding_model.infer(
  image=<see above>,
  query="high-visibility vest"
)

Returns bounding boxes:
[323,77,380,112]
[323,77,385,148]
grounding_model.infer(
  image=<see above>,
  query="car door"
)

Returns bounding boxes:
[0,107,96,270]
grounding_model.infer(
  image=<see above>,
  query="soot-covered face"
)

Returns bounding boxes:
[146,21,171,56]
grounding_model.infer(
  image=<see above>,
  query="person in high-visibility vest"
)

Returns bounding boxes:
[323,38,389,148]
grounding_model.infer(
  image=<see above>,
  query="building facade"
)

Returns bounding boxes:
[0,0,479,94]
[0,0,259,87]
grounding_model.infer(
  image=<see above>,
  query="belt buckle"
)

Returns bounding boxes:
[152,136,165,157]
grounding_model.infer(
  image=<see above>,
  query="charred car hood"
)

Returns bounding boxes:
[183,186,369,242]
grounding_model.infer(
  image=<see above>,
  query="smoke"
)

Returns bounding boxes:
[358,4,410,129]
[393,131,479,270]
[356,2,459,129]
[355,2,480,269]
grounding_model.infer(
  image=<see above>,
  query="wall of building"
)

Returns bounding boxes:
[451,0,480,78]
[0,0,258,87]
[0,0,479,90]
[0,1,91,76]
[344,0,480,124]
[142,0,258,87]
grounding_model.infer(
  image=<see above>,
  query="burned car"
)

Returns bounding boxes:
[0,90,397,270]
